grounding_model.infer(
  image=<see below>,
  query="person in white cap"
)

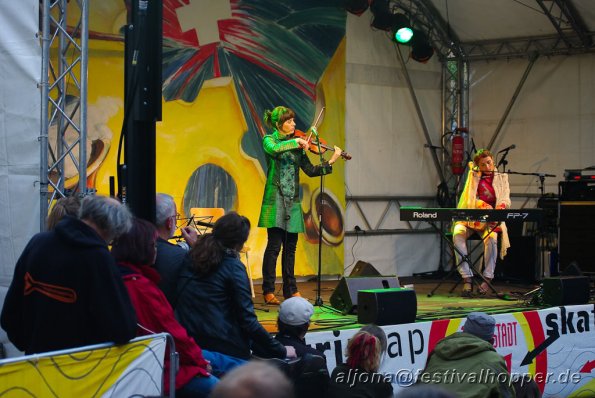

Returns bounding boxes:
[275,297,325,358]
[416,312,515,398]
[275,297,329,398]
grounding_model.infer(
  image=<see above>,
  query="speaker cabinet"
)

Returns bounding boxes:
[330,276,400,314]
[542,276,590,306]
[357,288,417,326]
[559,202,595,273]
[495,236,537,283]
[349,261,381,277]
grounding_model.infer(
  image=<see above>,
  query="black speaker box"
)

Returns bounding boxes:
[542,276,591,306]
[357,288,417,325]
[349,261,381,277]
[330,276,400,314]
[495,236,537,283]
[559,202,595,273]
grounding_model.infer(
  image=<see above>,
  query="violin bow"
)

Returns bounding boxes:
[306,106,325,144]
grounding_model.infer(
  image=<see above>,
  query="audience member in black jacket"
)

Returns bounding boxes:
[1,195,137,355]
[153,193,197,305]
[174,212,293,360]
[275,296,326,359]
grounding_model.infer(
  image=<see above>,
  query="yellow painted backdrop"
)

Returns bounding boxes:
[79,3,346,280]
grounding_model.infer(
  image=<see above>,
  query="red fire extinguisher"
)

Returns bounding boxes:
[451,128,466,175]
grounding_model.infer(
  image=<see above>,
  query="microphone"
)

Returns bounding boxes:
[498,144,516,153]
[310,126,319,137]
[139,0,148,14]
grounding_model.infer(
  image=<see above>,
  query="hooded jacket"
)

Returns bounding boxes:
[1,216,137,354]
[417,332,515,398]
[174,253,286,360]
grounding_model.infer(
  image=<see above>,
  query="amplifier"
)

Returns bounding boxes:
[559,202,595,273]
[559,181,595,201]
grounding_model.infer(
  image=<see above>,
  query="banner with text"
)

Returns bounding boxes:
[305,304,595,397]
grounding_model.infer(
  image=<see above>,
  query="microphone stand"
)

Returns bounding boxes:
[313,130,325,307]
[311,130,340,313]
[497,149,511,173]
[506,170,556,196]
[506,169,556,280]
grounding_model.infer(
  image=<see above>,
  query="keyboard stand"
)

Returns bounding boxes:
[426,220,502,298]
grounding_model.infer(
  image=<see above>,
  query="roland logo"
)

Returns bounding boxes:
[412,211,438,219]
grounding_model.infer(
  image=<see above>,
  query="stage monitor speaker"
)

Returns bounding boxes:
[349,261,381,277]
[329,276,400,314]
[357,288,417,326]
[561,262,583,277]
[542,276,590,306]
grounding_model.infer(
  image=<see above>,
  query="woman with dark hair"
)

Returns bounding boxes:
[175,212,294,360]
[112,218,218,398]
[258,105,343,304]
[454,149,511,296]
[327,326,393,398]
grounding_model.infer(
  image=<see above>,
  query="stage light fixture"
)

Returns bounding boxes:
[395,27,413,43]
[344,0,369,15]
[391,14,413,44]
[370,0,396,31]
[410,30,434,63]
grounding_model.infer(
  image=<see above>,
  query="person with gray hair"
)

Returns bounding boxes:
[79,195,133,243]
[417,312,515,398]
[153,193,198,305]
[210,361,294,398]
[1,194,137,355]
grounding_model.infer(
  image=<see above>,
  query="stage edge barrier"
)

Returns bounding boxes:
[305,304,595,397]
[0,332,174,397]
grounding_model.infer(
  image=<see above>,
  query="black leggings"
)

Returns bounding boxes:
[262,227,298,298]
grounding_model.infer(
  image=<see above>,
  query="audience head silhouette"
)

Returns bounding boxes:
[210,361,293,398]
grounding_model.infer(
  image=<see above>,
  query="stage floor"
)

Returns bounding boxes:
[253,276,545,334]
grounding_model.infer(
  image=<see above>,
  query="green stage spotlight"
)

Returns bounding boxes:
[395,27,413,43]
[391,14,413,44]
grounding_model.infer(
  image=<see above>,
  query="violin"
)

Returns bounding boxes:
[294,129,352,160]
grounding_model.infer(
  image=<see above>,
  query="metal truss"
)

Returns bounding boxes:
[536,0,592,48]
[385,0,472,207]
[441,58,470,200]
[40,0,89,231]
[390,0,594,62]
[464,0,594,61]
[462,33,595,62]
[390,0,466,62]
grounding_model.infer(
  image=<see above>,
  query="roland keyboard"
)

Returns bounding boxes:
[400,207,544,222]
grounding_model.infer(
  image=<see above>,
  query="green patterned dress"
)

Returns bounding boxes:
[257,131,332,233]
